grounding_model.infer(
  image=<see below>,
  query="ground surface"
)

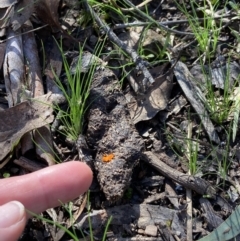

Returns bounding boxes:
[1,0,240,240]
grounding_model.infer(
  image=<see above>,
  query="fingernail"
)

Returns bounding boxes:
[0,201,25,228]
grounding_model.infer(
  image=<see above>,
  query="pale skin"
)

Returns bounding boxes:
[0,161,93,241]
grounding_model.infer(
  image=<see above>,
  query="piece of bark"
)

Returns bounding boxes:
[0,42,6,68]
[3,28,25,107]
[11,0,35,31]
[214,196,232,214]
[199,197,224,230]
[0,4,14,37]
[142,151,216,198]
[86,67,144,202]
[190,60,240,90]
[158,224,176,241]
[165,179,179,209]
[0,0,18,8]
[21,20,42,154]
[13,156,47,172]
[22,21,55,165]
[0,93,54,162]
[173,61,220,144]
[197,205,240,241]
[22,20,44,97]
[140,176,164,187]
[144,192,165,204]
[3,27,34,155]
[44,36,63,98]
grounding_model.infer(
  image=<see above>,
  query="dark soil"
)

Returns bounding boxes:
[1,0,240,240]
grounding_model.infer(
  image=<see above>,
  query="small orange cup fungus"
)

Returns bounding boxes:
[102,153,115,162]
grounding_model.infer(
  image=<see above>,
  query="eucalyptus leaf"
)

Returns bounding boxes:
[198,205,240,241]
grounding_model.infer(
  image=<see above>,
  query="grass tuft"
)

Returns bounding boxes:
[52,40,104,141]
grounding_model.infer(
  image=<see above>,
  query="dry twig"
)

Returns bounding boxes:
[83,0,155,92]
[142,151,216,198]
[186,122,193,241]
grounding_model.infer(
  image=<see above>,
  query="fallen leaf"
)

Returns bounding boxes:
[11,0,35,31]
[173,61,220,144]
[3,28,25,107]
[191,60,240,90]
[0,5,14,36]
[198,205,240,241]
[0,93,54,162]
[0,0,17,8]
[0,42,6,67]
[126,65,173,124]
[35,0,61,31]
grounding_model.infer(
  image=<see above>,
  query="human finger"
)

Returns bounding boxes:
[0,161,92,215]
[0,201,27,241]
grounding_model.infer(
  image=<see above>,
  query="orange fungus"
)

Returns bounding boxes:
[102,153,115,162]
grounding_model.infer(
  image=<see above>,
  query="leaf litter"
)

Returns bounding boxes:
[1,0,240,240]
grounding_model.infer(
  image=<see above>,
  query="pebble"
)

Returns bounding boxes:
[145,225,158,237]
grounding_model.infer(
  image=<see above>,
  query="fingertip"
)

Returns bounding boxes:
[0,161,93,216]
[32,160,93,212]
[67,161,93,191]
[0,201,27,241]
[71,161,93,182]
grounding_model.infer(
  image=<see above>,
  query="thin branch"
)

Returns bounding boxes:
[0,24,48,44]
[186,122,193,241]
[122,0,194,36]
[142,151,216,198]
[111,0,153,12]
[113,13,236,30]
[83,0,155,92]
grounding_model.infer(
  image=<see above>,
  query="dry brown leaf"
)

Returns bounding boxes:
[22,20,55,165]
[0,93,54,162]
[173,61,220,144]
[0,5,14,36]
[44,36,64,98]
[34,126,55,166]
[35,0,61,31]
[3,28,25,107]
[0,0,18,8]
[4,26,31,154]
[45,208,66,241]
[118,30,140,49]
[0,42,6,68]
[165,180,179,209]
[11,0,35,31]
[66,194,88,229]
[22,20,43,97]
[125,65,173,124]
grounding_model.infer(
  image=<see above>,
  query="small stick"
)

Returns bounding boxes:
[113,14,235,30]
[142,151,216,198]
[14,156,46,172]
[186,122,193,241]
[122,0,194,36]
[115,0,152,12]
[83,0,155,92]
